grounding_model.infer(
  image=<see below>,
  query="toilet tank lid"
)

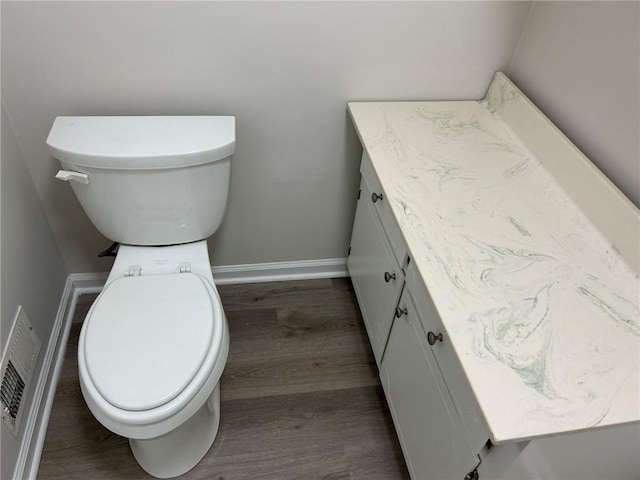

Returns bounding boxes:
[46,116,235,170]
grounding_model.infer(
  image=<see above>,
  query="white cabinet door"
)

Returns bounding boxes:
[348,178,403,365]
[380,290,478,480]
[406,265,489,454]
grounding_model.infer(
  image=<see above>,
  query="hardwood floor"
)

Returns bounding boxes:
[37,278,409,480]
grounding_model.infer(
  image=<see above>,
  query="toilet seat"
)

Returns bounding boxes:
[84,273,216,412]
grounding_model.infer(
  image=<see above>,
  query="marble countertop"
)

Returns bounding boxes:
[348,73,640,444]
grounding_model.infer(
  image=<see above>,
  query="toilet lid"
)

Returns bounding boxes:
[84,273,215,411]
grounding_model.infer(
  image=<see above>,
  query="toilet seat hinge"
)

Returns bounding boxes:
[124,265,142,277]
[178,262,192,274]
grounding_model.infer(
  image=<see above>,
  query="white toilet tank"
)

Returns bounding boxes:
[47,116,235,246]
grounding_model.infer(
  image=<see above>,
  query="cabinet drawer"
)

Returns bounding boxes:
[360,151,407,268]
[381,289,477,480]
[348,177,404,365]
[406,263,489,452]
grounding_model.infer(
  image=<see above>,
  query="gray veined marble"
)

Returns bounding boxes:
[348,72,640,444]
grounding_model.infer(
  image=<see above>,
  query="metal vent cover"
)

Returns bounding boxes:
[1,306,41,437]
[1,361,25,422]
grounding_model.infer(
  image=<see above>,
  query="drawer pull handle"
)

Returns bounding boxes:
[427,331,444,345]
[371,192,384,203]
[395,306,408,318]
[384,271,396,283]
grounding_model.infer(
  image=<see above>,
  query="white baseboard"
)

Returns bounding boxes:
[15,276,74,480]
[212,257,348,285]
[18,258,348,479]
[65,272,109,294]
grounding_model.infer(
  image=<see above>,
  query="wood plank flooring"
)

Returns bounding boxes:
[37,278,409,480]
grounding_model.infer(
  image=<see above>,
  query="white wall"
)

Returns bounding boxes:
[1,1,532,274]
[508,1,639,207]
[1,102,68,480]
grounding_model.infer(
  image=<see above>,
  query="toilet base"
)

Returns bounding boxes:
[129,384,221,478]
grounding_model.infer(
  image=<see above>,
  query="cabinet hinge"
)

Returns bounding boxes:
[347,246,352,256]
[357,189,361,200]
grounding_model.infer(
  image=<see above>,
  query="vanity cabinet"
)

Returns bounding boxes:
[347,75,640,479]
[347,158,405,365]
[380,282,478,480]
[348,152,484,480]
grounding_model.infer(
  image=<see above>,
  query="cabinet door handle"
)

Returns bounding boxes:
[427,331,444,345]
[371,192,383,203]
[384,271,396,283]
[395,306,408,318]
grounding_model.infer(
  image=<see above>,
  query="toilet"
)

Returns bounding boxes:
[46,116,235,478]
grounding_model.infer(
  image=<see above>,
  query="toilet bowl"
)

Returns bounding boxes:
[47,115,236,478]
[78,242,229,478]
